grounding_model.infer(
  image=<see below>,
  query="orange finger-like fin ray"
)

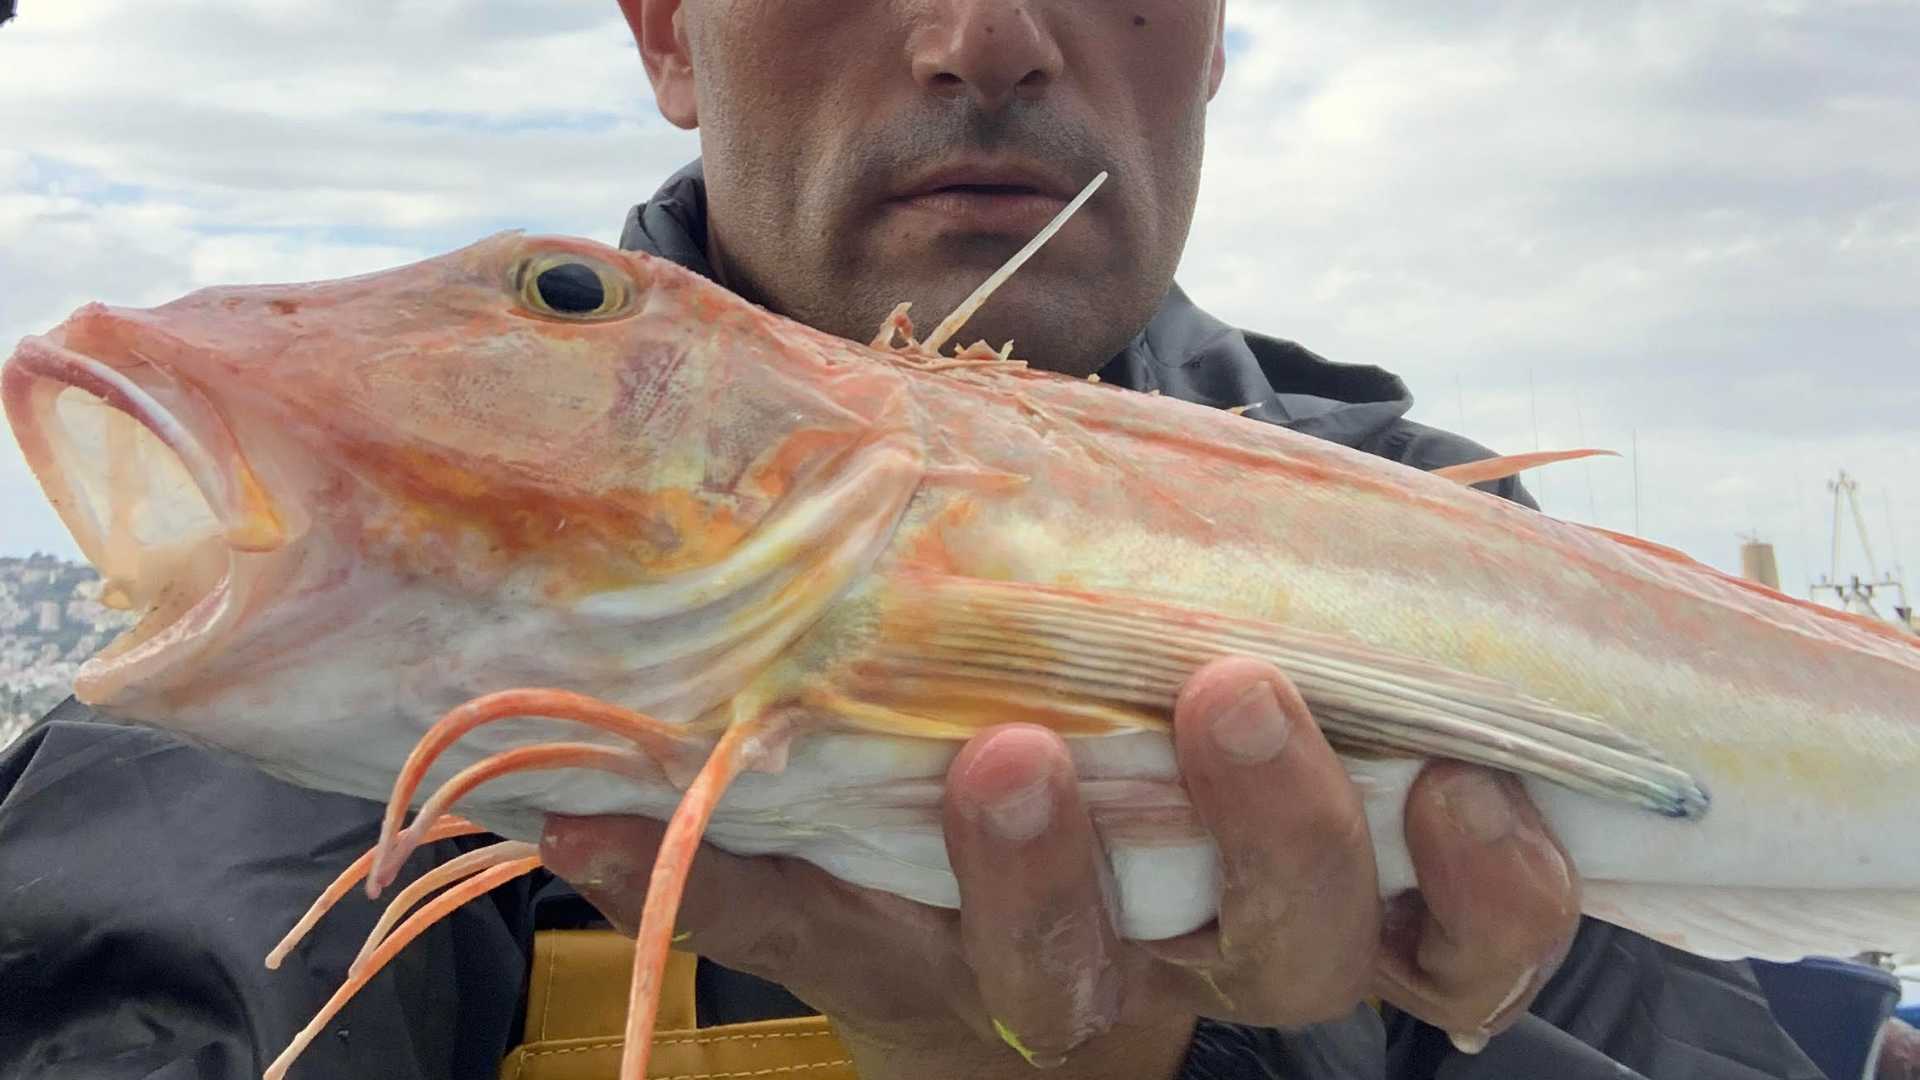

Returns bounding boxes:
[273,689,789,1080]
[261,855,545,1080]
[376,741,656,896]
[370,689,701,894]
[348,839,541,978]
[265,814,485,970]
[273,736,681,1075]
[617,711,790,1080]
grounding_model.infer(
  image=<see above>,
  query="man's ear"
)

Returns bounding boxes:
[618,0,698,129]
[1207,1,1228,100]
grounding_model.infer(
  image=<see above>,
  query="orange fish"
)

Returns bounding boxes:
[7,194,1920,1079]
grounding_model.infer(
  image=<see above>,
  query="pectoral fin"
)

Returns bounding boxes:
[821,573,1707,820]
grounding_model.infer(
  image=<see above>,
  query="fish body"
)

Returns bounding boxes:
[7,232,1919,962]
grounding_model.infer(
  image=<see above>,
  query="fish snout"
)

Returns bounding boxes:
[55,300,154,356]
[53,295,278,386]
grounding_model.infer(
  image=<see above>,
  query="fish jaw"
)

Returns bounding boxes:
[1,324,317,705]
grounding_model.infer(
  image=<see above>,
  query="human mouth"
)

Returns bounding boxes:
[887,163,1081,235]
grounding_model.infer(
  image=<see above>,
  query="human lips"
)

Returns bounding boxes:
[886,162,1083,234]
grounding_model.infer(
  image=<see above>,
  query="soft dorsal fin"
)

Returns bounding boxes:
[1432,448,1618,487]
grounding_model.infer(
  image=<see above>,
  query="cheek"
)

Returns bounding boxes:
[1092,1,1219,114]
[1079,11,1214,241]
[692,1,894,137]
[361,339,621,461]
[691,8,893,218]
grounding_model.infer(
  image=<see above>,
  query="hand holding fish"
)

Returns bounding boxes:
[542,658,1581,1075]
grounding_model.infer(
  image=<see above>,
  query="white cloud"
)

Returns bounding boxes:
[2,0,1915,616]
[1180,0,1920,599]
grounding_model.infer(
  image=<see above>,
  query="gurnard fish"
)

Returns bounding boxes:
[6,202,1919,1080]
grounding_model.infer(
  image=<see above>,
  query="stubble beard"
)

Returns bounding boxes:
[702,97,1206,378]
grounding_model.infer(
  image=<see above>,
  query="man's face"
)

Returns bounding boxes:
[627,0,1227,377]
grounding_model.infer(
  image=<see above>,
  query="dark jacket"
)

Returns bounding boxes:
[0,163,1825,1080]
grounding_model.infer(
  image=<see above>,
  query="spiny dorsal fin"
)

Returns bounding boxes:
[1432,448,1618,487]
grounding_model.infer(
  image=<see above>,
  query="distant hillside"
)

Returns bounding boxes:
[0,554,136,748]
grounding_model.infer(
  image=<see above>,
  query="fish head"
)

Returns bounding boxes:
[2,232,911,769]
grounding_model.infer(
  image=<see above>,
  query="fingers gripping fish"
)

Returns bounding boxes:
[7,168,1920,1080]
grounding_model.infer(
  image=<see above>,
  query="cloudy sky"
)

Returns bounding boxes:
[1,1,1915,618]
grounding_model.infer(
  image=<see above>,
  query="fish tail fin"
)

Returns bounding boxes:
[617,710,789,1080]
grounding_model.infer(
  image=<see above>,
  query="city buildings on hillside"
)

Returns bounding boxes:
[0,554,135,747]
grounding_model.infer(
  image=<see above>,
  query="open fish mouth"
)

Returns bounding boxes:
[1,334,290,701]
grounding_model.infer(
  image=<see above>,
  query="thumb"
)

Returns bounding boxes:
[539,813,670,935]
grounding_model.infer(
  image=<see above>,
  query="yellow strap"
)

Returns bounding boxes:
[500,930,858,1080]
[520,929,698,1041]
[503,930,1375,1079]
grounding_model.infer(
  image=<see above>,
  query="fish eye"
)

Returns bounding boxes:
[513,253,632,320]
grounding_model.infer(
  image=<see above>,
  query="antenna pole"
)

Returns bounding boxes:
[1885,488,1905,576]
[1812,470,1915,632]
[1528,369,1545,506]
[1847,476,1882,581]
[1829,472,1848,584]
[1884,488,1913,630]
[1576,404,1597,523]
[1631,428,1641,535]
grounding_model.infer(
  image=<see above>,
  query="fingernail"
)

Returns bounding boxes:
[993,1018,1068,1069]
[965,746,1056,843]
[539,818,585,875]
[536,820,643,936]
[1484,963,1539,1028]
[1210,680,1290,764]
[540,821,632,893]
[1194,967,1237,1013]
[1440,770,1517,845]
[1449,1029,1491,1055]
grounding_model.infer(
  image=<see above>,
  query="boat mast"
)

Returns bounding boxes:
[1811,470,1915,632]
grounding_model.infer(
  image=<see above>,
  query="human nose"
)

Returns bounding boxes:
[910,0,1064,110]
